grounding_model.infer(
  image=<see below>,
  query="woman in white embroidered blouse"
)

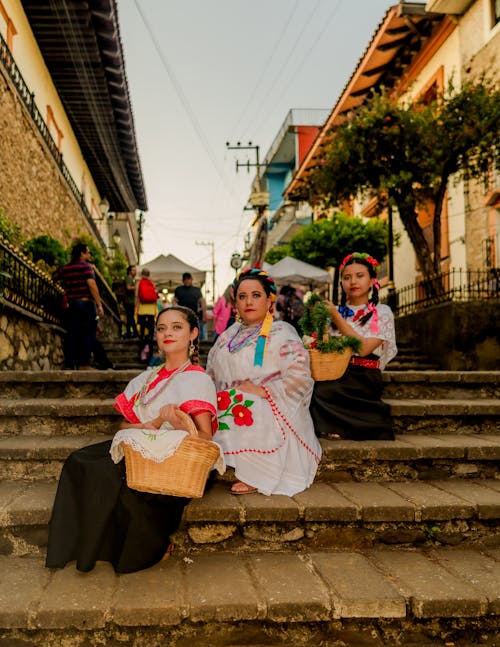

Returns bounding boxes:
[310,252,397,441]
[206,267,322,496]
[46,306,217,573]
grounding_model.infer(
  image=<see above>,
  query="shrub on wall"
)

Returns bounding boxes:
[23,234,68,272]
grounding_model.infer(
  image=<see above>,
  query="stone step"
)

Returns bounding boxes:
[382,370,500,399]
[1,433,500,482]
[386,361,441,371]
[0,547,498,645]
[2,477,499,557]
[1,370,498,400]
[0,397,498,436]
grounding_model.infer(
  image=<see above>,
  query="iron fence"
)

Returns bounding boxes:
[0,238,64,324]
[392,268,499,316]
[0,238,120,325]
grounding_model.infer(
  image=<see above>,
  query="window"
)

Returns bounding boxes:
[0,1,17,51]
[46,105,64,151]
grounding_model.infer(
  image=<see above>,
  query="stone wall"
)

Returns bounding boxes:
[396,300,500,370]
[0,67,97,244]
[0,302,64,370]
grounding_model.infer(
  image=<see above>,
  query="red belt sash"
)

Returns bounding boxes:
[350,356,380,369]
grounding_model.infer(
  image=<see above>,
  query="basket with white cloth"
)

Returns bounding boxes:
[120,409,221,498]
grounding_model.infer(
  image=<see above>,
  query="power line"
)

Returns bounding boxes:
[240,0,323,140]
[132,0,241,206]
[228,0,301,141]
[249,0,344,138]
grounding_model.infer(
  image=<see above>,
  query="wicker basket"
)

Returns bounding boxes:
[122,409,220,498]
[308,345,353,381]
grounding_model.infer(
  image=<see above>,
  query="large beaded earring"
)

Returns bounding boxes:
[189,341,195,356]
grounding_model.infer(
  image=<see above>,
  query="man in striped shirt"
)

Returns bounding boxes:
[59,243,104,370]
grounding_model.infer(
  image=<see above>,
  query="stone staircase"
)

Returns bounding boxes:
[100,338,214,370]
[386,341,440,371]
[0,369,499,645]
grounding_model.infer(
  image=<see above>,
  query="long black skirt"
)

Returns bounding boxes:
[45,440,190,573]
[310,364,394,441]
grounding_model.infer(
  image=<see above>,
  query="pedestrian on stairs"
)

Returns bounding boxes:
[57,242,104,370]
[45,305,219,574]
[123,265,138,338]
[136,267,157,362]
[310,252,397,441]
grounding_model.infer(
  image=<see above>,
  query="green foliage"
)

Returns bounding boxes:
[23,235,68,271]
[264,244,291,264]
[289,212,388,270]
[303,80,500,278]
[300,294,361,355]
[106,246,128,284]
[0,208,23,246]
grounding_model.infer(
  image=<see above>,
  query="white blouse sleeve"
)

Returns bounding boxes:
[261,323,314,415]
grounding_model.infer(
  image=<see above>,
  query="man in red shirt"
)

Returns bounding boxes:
[58,243,104,369]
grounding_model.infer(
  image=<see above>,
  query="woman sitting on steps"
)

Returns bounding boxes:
[46,306,218,574]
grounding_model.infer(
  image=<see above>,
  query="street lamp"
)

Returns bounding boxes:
[99,197,110,219]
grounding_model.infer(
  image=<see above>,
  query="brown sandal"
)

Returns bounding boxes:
[230,481,258,495]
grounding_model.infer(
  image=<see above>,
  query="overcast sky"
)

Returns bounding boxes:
[117,0,397,299]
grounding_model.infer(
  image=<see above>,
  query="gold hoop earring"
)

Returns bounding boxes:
[235,313,242,323]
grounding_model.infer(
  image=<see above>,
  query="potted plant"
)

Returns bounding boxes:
[299,293,361,380]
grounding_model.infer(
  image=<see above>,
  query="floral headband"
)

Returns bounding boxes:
[232,267,276,367]
[232,267,277,301]
[339,252,380,273]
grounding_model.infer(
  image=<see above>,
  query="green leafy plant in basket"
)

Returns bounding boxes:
[299,294,361,380]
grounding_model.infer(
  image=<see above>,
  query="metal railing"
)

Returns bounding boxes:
[0,237,120,326]
[0,32,106,250]
[0,238,65,324]
[392,268,499,316]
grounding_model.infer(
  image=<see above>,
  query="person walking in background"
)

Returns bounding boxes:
[212,284,233,340]
[136,268,157,362]
[309,252,397,441]
[123,265,137,338]
[57,242,104,370]
[174,272,207,334]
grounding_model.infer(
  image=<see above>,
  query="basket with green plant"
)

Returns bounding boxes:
[299,293,361,381]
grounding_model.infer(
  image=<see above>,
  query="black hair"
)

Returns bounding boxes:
[71,242,88,262]
[127,265,135,274]
[156,306,200,365]
[232,268,277,298]
[340,256,379,327]
[182,272,192,281]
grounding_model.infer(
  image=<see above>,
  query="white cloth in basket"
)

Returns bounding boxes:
[110,425,225,474]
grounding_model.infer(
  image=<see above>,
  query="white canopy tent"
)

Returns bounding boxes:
[264,256,331,288]
[139,254,206,291]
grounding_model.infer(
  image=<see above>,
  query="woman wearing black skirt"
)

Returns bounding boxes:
[310,253,397,441]
[46,306,218,573]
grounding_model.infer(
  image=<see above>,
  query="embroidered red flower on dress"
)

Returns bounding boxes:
[232,404,253,426]
[217,391,231,410]
[216,388,255,430]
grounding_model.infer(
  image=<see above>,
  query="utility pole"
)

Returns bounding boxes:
[225,141,262,186]
[196,240,215,302]
[225,141,269,267]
